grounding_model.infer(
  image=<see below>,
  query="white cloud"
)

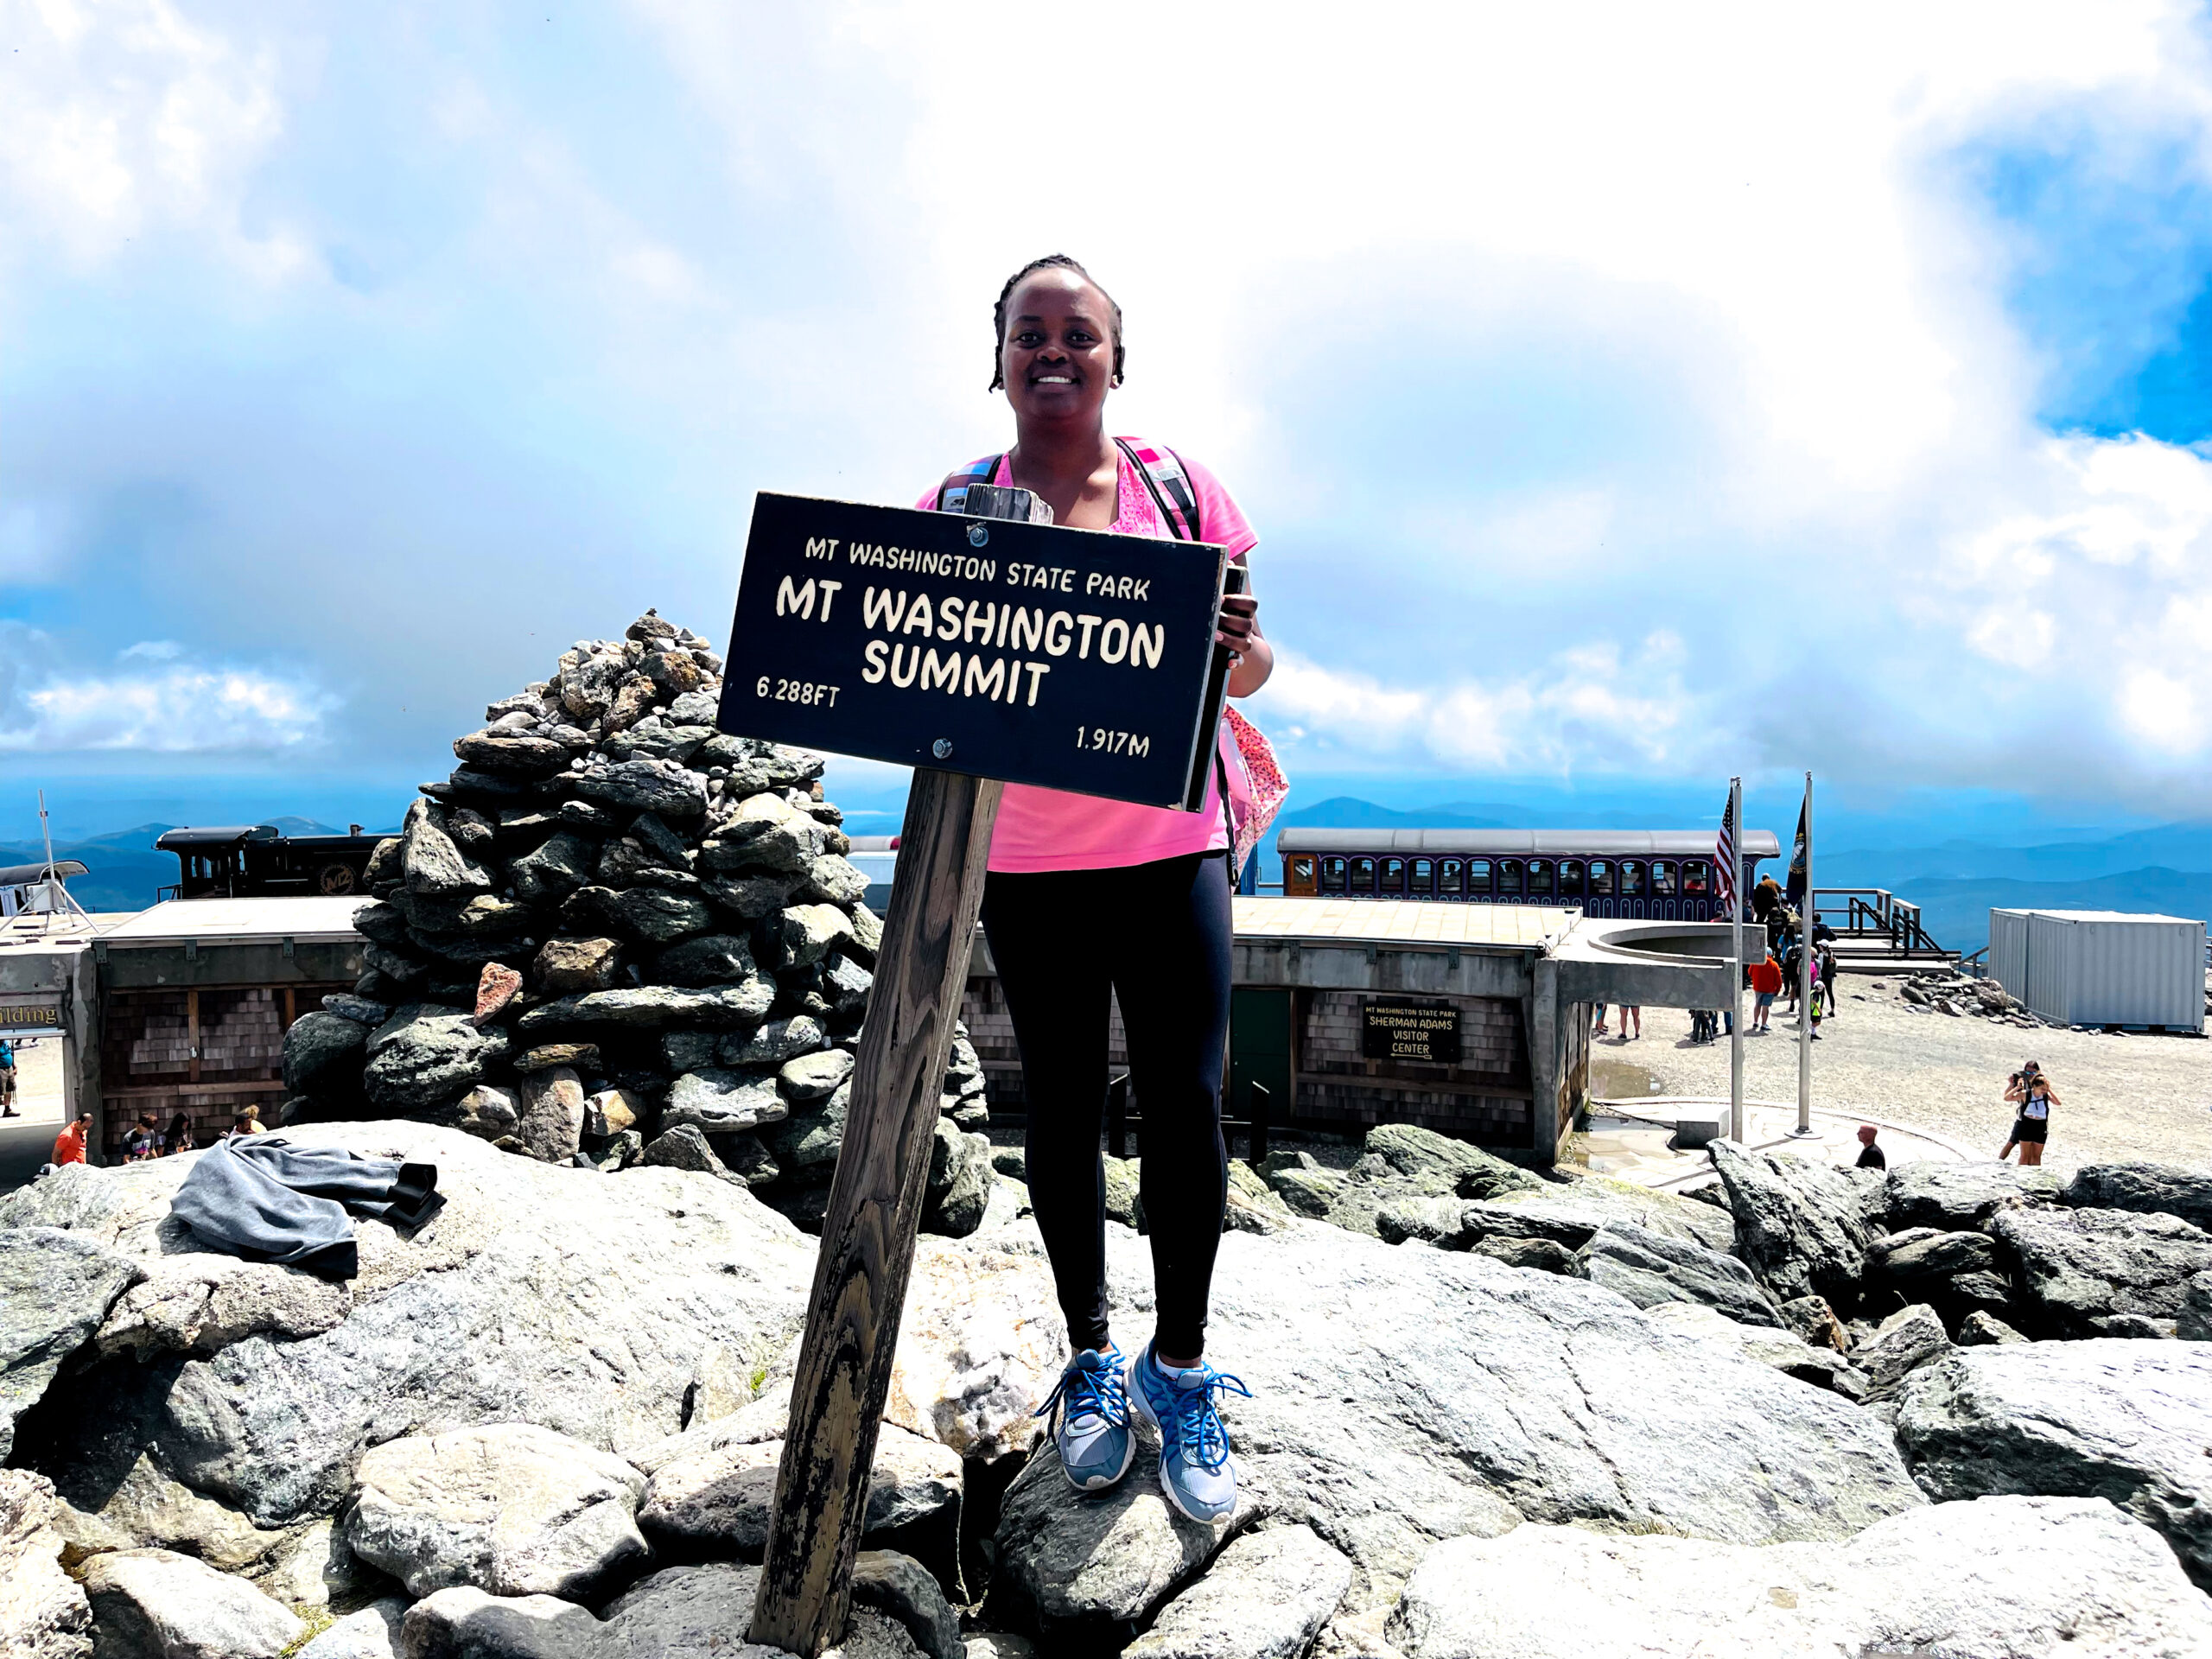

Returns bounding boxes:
[0,0,299,271]
[0,632,334,753]
[1252,633,1698,777]
[2,3,2209,810]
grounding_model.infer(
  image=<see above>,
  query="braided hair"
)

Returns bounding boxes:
[990,253,1124,391]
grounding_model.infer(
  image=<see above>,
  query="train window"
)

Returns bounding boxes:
[1497,858,1524,899]
[1409,857,1434,896]
[1588,860,1613,896]
[1559,860,1586,900]
[1620,860,1647,897]
[1287,855,1318,895]
[1466,858,1493,897]
[1439,858,1464,896]
[1681,859,1711,896]
[1350,855,1376,893]
[1526,860,1554,899]
[1652,860,1677,896]
[1321,856,1347,893]
[1379,856,1407,895]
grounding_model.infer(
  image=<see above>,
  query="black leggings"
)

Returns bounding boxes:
[981,851,1231,1359]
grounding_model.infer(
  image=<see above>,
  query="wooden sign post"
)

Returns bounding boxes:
[719,492,1230,1656]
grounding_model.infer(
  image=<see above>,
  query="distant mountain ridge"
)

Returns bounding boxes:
[1891,868,2211,957]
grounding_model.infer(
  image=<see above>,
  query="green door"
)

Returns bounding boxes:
[1230,988,1294,1127]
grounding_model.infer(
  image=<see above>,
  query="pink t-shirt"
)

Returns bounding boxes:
[914,445,1259,873]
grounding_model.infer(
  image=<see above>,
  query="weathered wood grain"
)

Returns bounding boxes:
[748,766,1001,1656]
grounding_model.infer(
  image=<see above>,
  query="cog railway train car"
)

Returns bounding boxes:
[1275,829,1783,921]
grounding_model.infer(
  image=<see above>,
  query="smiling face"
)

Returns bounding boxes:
[1000,267,1118,430]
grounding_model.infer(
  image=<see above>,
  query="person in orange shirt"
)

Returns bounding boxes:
[50,1112,92,1166]
[1749,953,1783,1033]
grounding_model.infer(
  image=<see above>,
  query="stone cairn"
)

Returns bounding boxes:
[1890,971,2055,1029]
[279,611,997,1236]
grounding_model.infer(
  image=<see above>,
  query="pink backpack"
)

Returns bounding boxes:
[1113,439,1290,873]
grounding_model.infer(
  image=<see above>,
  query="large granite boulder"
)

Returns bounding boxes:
[0,1123,815,1534]
[1637,1302,1866,1397]
[1880,1160,2061,1231]
[1321,1124,1541,1239]
[0,1227,143,1460]
[851,1550,962,1659]
[0,1471,92,1659]
[597,1561,922,1657]
[361,1011,502,1115]
[1861,1227,2015,1323]
[1990,1205,2212,1336]
[292,1596,405,1659]
[922,1123,994,1239]
[637,1422,958,1558]
[1122,1523,1353,1659]
[994,1219,1923,1624]
[1850,1302,1953,1401]
[2063,1161,2212,1231]
[79,1548,304,1659]
[1707,1140,1882,1307]
[344,1422,647,1599]
[282,1011,370,1102]
[395,1586,603,1658]
[1573,1222,1780,1327]
[1384,1495,2212,1657]
[993,1440,1257,1640]
[1896,1340,2212,1589]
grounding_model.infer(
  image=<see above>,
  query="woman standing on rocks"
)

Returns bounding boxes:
[918,255,1269,1523]
[1999,1062,2059,1166]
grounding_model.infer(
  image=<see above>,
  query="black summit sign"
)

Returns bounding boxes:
[719,493,1231,809]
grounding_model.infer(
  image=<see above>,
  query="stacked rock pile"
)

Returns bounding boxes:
[280,611,997,1236]
[1890,970,2053,1028]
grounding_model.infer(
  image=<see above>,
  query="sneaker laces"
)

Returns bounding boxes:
[1163,1363,1251,1472]
[1035,1350,1127,1433]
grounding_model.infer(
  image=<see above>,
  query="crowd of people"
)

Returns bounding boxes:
[44,1102,264,1173]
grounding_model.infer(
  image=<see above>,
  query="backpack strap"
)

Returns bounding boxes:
[934,454,1004,512]
[1114,438,1205,543]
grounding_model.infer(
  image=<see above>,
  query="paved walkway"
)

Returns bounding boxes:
[1601,985,2209,1179]
[1579,1097,1970,1192]
[0,1041,68,1193]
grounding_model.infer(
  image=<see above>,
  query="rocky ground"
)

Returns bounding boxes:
[3,1111,2209,1656]
[1626,980,2212,1176]
[3,614,2208,1656]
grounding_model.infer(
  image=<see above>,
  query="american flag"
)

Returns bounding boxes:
[1715,790,1738,916]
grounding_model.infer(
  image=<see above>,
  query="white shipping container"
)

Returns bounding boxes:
[1987,909,2206,1030]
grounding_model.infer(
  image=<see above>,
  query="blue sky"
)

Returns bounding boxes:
[2,3,2209,850]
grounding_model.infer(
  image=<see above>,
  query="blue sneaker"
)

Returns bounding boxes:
[1128,1341,1252,1523]
[1034,1345,1135,1492]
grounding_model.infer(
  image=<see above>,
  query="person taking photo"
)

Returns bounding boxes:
[917,255,1270,1523]
[1999,1061,2059,1166]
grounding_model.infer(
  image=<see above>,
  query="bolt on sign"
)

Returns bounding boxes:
[718,493,1233,809]
[1362,1001,1463,1065]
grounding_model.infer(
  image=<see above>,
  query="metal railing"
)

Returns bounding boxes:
[1813,887,1952,959]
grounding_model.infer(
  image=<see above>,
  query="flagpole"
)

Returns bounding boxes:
[1728,776,1745,1143]
[1795,770,1815,1136]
